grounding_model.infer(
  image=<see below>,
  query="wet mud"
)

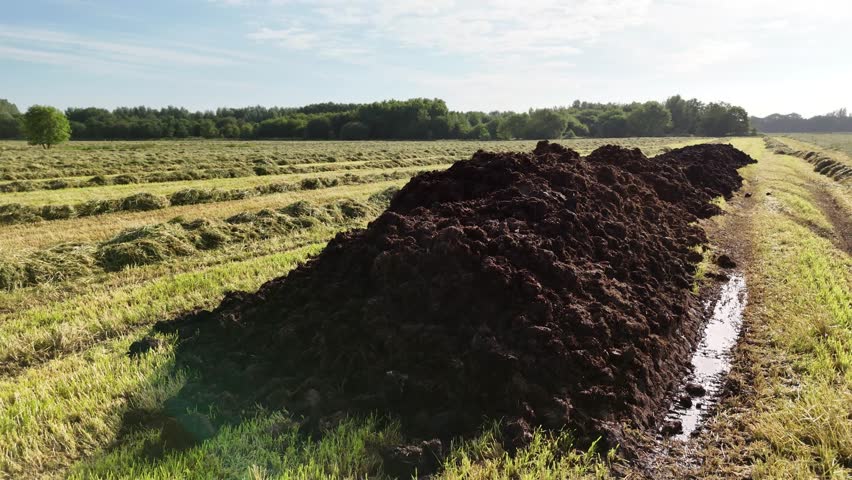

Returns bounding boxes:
[662,273,748,439]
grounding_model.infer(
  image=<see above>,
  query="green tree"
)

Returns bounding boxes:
[596,109,629,137]
[496,113,528,139]
[22,105,71,148]
[666,95,704,134]
[699,103,750,136]
[0,99,19,116]
[239,123,255,139]
[466,123,491,140]
[626,101,671,136]
[305,117,332,139]
[196,119,219,138]
[525,109,566,139]
[217,117,241,138]
[339,121,370,140]
[0,113,20,139]
[726,106,750,135]
[563,115,589,137]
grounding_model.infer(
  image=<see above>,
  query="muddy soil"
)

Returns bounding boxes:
[150,141,755,475]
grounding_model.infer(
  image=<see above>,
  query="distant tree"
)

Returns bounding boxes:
[173,119,192,138]
[22,105,71,148]
[496,113,527,139]
[467,123,491,140]
[217,117,241,138]
[239,122,255,139]
[573,109,600,134]
[596,109,629,137]
[484,118,502,139]
[666,95,705,134]
[429,116,451,139]
[3,97,756,141]
[466,111,485,126]
[525,109,566,139]
[0,113,20,139]
[627,101,671,136]
[0,99,20,116]
[0,99,23,139]
[305,117,333,139]
[726,106,750,135]
[447,112,472,138]
[339,121,370,140]
[196,119,219,138]
[563,115,589,137]
[699,103,750,136]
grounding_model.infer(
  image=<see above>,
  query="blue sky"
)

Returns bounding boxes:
[2,0,851,117]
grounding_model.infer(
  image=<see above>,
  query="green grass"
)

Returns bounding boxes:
[0,243,324,374]
[0,332,183,477]
[0,245,322,477]
[699,138,852,479]
[67,420,613,480]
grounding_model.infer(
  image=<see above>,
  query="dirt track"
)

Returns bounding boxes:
[638,138,852,479]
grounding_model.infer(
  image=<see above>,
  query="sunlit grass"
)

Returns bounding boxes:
[727,138,852,479]
[0,244,323,374]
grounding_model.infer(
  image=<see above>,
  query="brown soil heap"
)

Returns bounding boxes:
[157,141,755,455]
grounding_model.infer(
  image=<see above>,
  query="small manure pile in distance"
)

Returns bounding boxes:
[155,141,755,472]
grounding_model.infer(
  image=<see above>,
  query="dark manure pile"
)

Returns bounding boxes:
[152,141,755,472]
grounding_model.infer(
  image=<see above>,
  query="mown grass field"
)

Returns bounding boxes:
[783,132,852,158]
[1,136,849,479]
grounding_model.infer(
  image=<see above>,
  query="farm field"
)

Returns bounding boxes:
[0,137,702,479]
[0,137,849,479]
[782,132,852,158]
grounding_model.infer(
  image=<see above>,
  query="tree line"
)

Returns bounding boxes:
[0,96,754,144]
[749,109,852,133]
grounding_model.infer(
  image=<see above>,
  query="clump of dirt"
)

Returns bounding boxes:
[154,142,755,466]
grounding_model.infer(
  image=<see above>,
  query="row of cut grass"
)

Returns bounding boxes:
[0,138,699,181]
[0,192,390,291]
[0,243,325,376]
[0,179,406,255]
[0,162,443,207]
[0,222,343,316]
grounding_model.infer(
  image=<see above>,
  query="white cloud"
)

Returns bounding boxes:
[664,39,756,74]
[244,0,652,61]
[0,26,253,69]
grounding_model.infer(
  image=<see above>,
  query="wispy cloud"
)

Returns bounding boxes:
[664,39,757,74]
[0,26,255,70]
[239,0,652,62]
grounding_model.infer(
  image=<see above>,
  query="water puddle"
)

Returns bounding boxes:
[664,273,747,440]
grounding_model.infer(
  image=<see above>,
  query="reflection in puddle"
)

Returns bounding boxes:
[667,273,747,440]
